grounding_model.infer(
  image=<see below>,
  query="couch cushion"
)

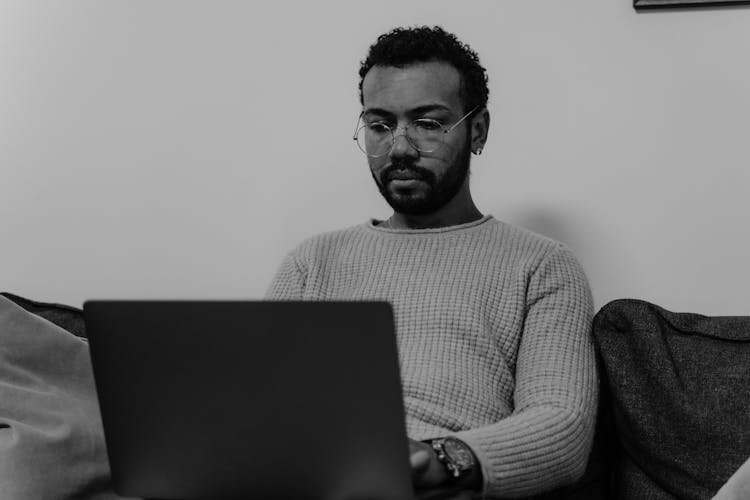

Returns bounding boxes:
[0,292,86,338]
[593,299,750,499]
[0,295,126,499]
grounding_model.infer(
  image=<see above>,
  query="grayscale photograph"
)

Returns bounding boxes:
[1,2,749,499]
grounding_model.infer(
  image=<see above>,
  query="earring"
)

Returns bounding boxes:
[474,148,483,155]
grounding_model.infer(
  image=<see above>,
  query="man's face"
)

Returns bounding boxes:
[360,61,472,216]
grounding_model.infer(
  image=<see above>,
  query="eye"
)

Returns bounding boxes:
[366,122,391,135]
[413,119,443,132]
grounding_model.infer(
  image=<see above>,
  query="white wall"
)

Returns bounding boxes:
[1,1,748,315]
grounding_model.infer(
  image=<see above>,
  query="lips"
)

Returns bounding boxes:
[387,170,425,181]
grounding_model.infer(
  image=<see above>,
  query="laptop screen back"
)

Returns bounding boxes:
[84,300,413,500]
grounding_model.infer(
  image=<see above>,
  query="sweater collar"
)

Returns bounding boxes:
[366,214,494,235]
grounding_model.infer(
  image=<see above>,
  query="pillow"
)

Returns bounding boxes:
[0,295,130,499]
[712,455,750,500]
[1,292,86,338]
[593,299,750,500]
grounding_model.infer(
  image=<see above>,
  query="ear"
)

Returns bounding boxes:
[470,108,490,155]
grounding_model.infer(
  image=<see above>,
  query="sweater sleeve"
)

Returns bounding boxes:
[453,244,597,498]
[265,251,307,300]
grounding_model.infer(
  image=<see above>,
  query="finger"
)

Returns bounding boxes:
[408,438,425,454]
[410,449,431,470]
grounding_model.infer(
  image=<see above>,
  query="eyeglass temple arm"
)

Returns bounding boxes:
[446,105,481,133]
[353,112,364,140]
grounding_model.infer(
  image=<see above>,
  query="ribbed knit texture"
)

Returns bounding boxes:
[266,215,597,498]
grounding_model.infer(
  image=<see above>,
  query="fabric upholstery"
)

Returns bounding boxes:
[593,299,750,500]
[1,292,86,338]
[0,295,128,499]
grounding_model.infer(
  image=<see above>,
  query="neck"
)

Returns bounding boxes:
[387,182,483,230]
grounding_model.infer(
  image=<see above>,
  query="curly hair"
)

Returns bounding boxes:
[358,26,489,114]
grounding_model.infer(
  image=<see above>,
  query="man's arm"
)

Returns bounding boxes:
[451,244,597,498]
[265,251,306,300]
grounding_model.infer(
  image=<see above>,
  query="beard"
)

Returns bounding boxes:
[371,142,472,216]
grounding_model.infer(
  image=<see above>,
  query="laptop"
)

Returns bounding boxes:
[84,300,414,500]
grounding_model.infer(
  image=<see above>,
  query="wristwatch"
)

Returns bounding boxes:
[429,437,477,480]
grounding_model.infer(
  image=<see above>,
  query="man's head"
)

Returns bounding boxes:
[359,26,489,115]
[357,26,490,216]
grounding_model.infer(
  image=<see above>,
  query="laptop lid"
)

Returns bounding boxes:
[84,300,413,500]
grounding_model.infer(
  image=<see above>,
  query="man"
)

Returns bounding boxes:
[266,26,597,499]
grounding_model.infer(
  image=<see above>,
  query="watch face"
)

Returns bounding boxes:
[443,438,475,468]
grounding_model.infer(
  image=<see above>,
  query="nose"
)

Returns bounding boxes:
[389,128,419,160]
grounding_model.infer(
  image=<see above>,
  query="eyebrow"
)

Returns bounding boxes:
[362,104,453,119]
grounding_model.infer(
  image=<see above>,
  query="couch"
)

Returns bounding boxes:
[1,292,748,499]
[591,299,750,499]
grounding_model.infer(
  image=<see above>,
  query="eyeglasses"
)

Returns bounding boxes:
[353,106,479,157]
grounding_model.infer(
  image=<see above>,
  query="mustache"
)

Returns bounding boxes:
[381,161,436,184]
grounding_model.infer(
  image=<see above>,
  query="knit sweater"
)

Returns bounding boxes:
[265,215,597,498]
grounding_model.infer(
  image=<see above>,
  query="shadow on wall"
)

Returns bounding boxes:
[499,205,631,309]
[512,208,577,247]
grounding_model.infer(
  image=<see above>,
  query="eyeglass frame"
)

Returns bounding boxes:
[352,105,480,158]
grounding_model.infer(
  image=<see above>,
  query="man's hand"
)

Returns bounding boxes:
[410,438,468,500]
[409,438,450,488]
[409,438,479,500]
